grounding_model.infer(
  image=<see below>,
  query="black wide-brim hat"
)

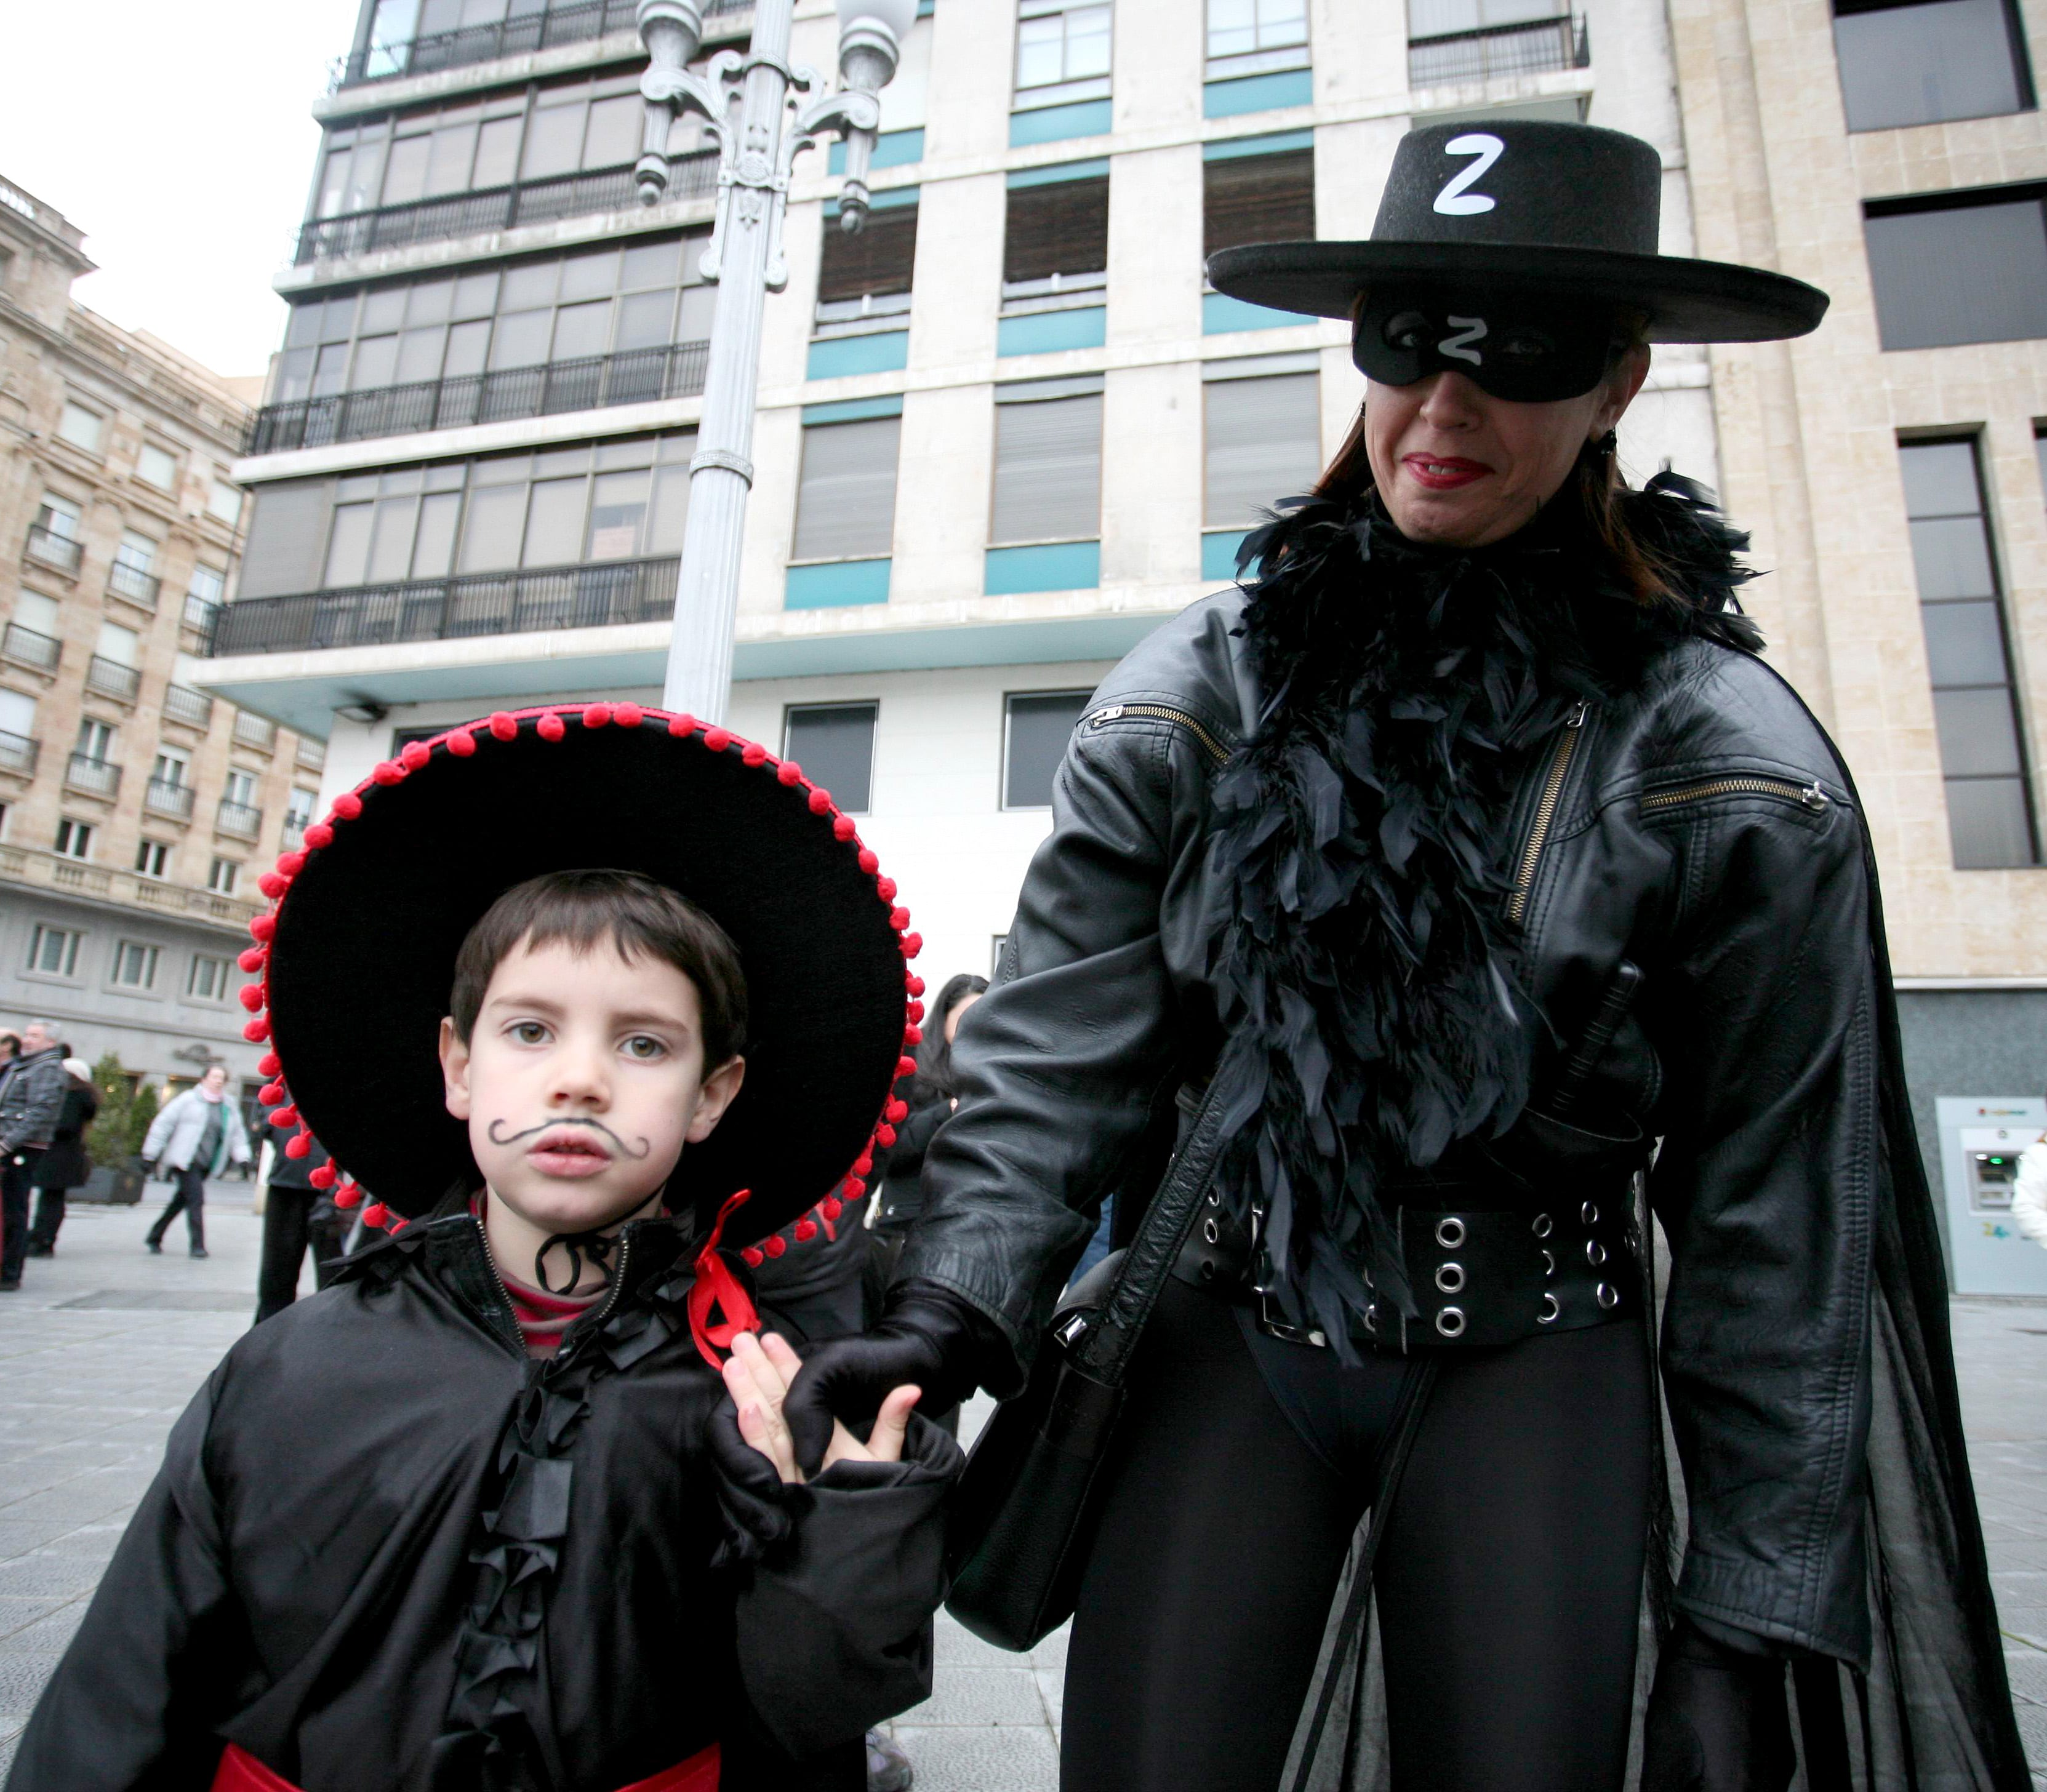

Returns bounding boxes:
[1208,120,1828,344]
[239,703,924,1260]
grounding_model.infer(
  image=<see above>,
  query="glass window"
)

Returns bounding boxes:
[225,769,258,809]
[1865,190,2047,350]
[1899,437,2039,868]
[54,818,93,860]
[95,621,140,665]
[792,417,902,561]
[188,564,226,606]
[819,201,921,305]
[135,839,169,878]
[784,702,879,814]
[188,954,231,1000]
[111,942,159,989]
[1209,0,1309,57]
[286,787,318,829]
[58,402,103,454]
[115,532,156,576]
[34,494,81,540]
[209,858,240,895]
[1833,0,2032,130]
[0,690,36,738]
[1017,2,1114,92]
[75,719,114,761]
[991,391,1102,543]
[137,443,178,490]
[153,747,190,788]
[28,924,81,977]
[1004,690,1092,808]
[1004,174,1110,284]
[208,480,244,526]
[1204,148,1316,260]
[1206,371,1321,525]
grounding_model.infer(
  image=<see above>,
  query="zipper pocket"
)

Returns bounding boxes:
[1505,701,1590,926]
[1084,703,1233,770]
[1640,775,1832,815]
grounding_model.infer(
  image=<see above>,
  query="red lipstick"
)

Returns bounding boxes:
[1403,454,1491,491]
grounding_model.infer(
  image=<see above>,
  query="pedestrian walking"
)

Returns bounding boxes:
[0,1021,70,1292]
[142,1063,250,1259]
[253,1089,345,1322]
[25,1057,97,1258]
[790,120,2029,1792]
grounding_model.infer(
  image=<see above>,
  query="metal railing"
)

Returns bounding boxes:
[0,732,39,777]
[162,684,215,730]
[85,655,140,701]
[332,0,638,88]
[145,778,195,819]
[23,527,81,574]
[1408,14,1588,87]
[183,593,222,636]
[107,560,161,609]
[246,340,711,454]
[0,841,257,923]
[2,625,59,672]
[64,754,121,798]
[232,711,279,753]
[207,553,679,658]
[217,799,263,839]
[294,153,716,264]
[295,737,327,772]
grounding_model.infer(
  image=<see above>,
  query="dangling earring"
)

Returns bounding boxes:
[1595,430,1619,457]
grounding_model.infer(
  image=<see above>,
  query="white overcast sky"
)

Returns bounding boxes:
[0,0,365,380]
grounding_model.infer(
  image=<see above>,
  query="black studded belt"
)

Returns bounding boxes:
[1171,1188,1641,1352]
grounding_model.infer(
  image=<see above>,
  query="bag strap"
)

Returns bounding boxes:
[1075,1074,1233,1386]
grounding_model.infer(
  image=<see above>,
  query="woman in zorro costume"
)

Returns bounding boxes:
[6,703,951,1792]
[787,123,2032,1790]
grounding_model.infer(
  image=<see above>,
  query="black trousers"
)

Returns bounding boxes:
[146,1167,209,1252]
[0,1151,39,1284]
[255,1188,345,1322]
[1062,1279,1653,1792]
[28,1187,68,1250]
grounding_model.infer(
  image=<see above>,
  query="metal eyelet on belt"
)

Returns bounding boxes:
[1364,1303,1379,1334]
[1435,1262,1465,1294]
[1435,1217,1466,1249]
[1435,1306,1466,1338]
[1586,1239,1607,1267]
[1541,1249,1555,1278]
[1582,1201,1600,1225]
[1207,1188,1222,1206]
[1532,1213,1553,1238]
[1537,1293,1560,1324]
[1203,1216,1220,1244]
[1596,1282,1618,1310]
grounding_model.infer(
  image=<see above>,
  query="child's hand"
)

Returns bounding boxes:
[723,1330,921,1485]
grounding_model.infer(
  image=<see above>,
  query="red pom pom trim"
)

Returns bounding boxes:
[360,1201,389,1228]
[774,758,799,783]
[489,712,518,741]
[741,1246,764,1266]
[332,792,363,820]
[284,1132,311,1159]
[238,984,265,1012]
[334,1182,363,1210]
[670,713,697,737]
[875,1123,897,1148]
[742,742,768,767]
[389,1218,409,1234]
[859,849,879,874]
[250,914,276,943]
[703,726,732,752]
[794,1218,818,1242]
[876,877,898,902]
[807,788,832,814]
[842,1176,865,1199]
[243,1017,271,1042]
[886,1098,909,1124]
[833,815,857,842]
[537,713,566,742]
[854,1153,873,1177]
[238,946,265,972]
[907,974,926,997]
[903,1024,923,1046]
[900,932,923,959]
[303,822,335,848]
[896,1056,917,1078]
[309,1164,337,1190]
[269,1106,297,1129]
[399,740,430,769]
[615,702,644,728]
[276,852,306,878]
[258,871,288,900]
[889,906,911,932]
[583,702,612,728]
[372,761,404,786]
[822,1198,843,1220]
[258,1081,284,1104]
[444,731,475,759]
[763,1235,787,1258]
[258,1052,281,1076]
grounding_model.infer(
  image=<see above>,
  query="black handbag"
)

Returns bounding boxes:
[942,1076,1232,1651]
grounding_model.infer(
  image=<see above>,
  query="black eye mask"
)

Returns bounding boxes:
[1352,289,1625,402]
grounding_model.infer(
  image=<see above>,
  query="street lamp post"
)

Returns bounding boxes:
[636,0,916,721]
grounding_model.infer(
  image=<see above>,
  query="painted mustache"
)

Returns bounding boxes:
[486,1116,652,1160]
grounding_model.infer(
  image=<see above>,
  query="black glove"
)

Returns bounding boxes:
[1642,1618,1796,1792]
[704,1390,799,1567]
[783,1282,990,1476]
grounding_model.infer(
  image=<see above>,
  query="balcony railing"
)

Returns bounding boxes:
[294,153,716,264]
[232,711,279,753]
[145,777,196,820]
[0,840,258,923]
[217,799,263,840]
[247,340,712,455]
[334,0,636,88]
[207,553,679,658]
[65,754,121,798]
[295,737,326,773]
[0,732,39,777]
[183,593,222,637]
[86,655,141,702]
[2,625,59,673]
[108,560,162,609]
[162,684,215,730]
[1408,14,1588,87]
[23,527,81,575]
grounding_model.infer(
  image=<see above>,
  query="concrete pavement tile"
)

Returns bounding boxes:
[934,1616,1027,1667]
[2008,1650,2047,1705]
[1028,1624,1069,1671]
[898,1665,1046,1727]
[891,1724,1058,1792]
[0,1557,106,1598]
[0,1599,66,1641]
[1033,1667,1063,1724]
[0,1653,62,1721]
[36,1526,124,1561]
[0,1486,137,1524]
[2015,1701,2047,1763]
[0,1522,90,1562]
[0,1604,90,1655]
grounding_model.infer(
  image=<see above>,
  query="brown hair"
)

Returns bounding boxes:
[449,868,748,1066]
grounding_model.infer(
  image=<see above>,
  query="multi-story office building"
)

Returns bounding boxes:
[0,175,322,1100]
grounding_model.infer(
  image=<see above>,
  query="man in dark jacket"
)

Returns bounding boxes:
[26,1055,97,1256]
[0,1022,69,1290]
[252,1091,345,1322]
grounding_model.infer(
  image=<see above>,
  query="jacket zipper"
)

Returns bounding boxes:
[1084,703,1233,769]
[1640,775,1832,815]
[1505,701,1590,926]
[548,1230,635,1378]
[468,1214,529,1363]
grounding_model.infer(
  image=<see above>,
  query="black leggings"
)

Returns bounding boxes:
[1062,1279,1652,1792]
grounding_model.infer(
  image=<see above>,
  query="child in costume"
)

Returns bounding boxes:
[7,703,955,1792]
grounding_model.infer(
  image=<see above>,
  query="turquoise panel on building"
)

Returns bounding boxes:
[1202,69,1314,118]
[801,394,905,424]
[786,558,892,609]
[1202,529,1251,581]
[1201,127,1315,161]
[1203,291,1304,335]
[996,307,1107,356]
[805,331,911,380]
[828,129,924,174]
[1008,99,1113,146]
[984,540,1101,594]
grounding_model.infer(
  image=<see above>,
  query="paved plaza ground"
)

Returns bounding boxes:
[0,1191,2041,1788]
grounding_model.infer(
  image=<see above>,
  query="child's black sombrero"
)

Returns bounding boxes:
[239,703,924,1263]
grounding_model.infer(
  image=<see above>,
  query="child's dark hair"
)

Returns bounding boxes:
[450,869,748,1065]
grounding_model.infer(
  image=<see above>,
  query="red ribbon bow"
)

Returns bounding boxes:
[687,1188,761,1370]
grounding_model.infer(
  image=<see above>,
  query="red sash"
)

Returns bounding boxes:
[210,1740,721,1792]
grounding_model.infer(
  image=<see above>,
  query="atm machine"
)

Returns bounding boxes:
[1933,1097,2047,1295]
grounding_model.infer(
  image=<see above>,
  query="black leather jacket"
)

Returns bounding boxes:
[902,586,1879,1663]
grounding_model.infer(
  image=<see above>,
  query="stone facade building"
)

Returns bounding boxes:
[0,175,321,1102]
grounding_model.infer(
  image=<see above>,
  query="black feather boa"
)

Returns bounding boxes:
[1206,470,1760,1344]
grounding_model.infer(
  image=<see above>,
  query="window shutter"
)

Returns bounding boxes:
[991,394,1102,543]
[1003,178,1111,283]
[1205,373,1321,526]
[793,417,902,560]
[238,480,333,599]
[785,703,879,813]
[1203,150,1316,259]
[818,203,921,303]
